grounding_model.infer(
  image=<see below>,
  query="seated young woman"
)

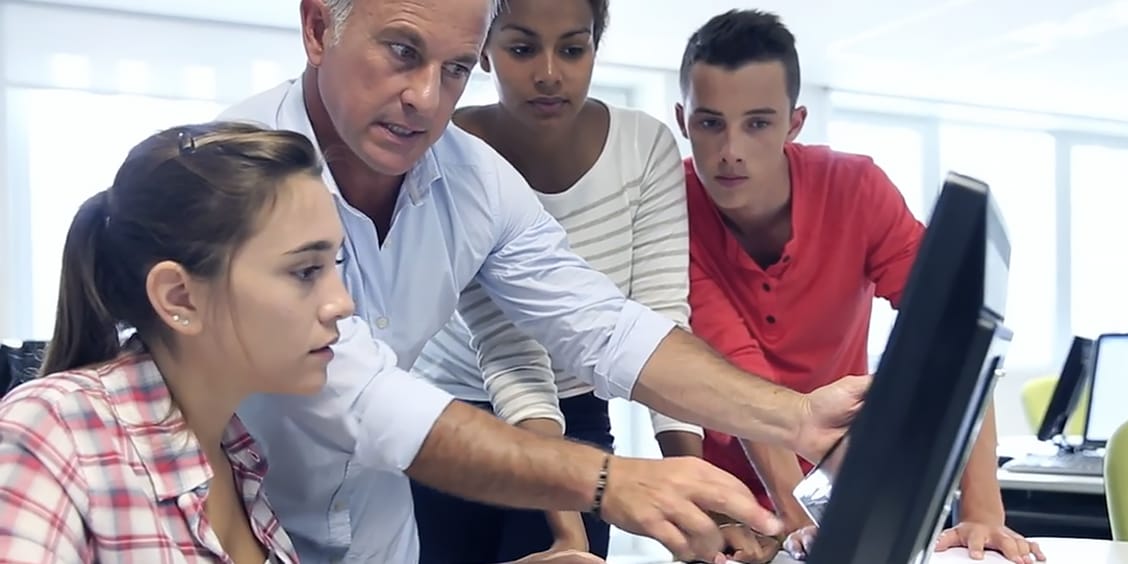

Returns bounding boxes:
[0,122,354,563]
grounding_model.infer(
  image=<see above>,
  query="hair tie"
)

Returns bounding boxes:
[177,130,197,154]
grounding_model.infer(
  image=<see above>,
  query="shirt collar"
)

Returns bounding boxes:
[277,78,443,206]
[99,356,267,501]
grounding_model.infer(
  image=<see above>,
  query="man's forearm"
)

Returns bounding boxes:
[739,439,812,530]
[957,400,1005,523]
[407,401,604,511]
[656,431,704,458]
[633,329,803,450]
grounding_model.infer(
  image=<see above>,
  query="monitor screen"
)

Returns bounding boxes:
[1084,333,1128,446]
[797,171,1011,564]
[1035,336,1093,442]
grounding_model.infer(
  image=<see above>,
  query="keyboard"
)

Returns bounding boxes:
[1002,453,1105,477]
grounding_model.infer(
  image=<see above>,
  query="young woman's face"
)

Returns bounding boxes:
[484,0,597,128]
[200,173,354,396]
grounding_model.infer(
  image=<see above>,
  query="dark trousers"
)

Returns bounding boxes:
[412,392,614,563]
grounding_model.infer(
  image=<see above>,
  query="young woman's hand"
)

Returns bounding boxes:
[719,524,783,564]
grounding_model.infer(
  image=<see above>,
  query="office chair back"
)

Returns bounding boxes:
[0,340,48,396]
[1021,375,1089,436]
[1107,419,1128,541]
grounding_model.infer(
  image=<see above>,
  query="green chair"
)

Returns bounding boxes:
[1020,375,1089,436]
[1106,419,1128,541]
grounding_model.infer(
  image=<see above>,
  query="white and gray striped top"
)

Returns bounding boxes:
[411,105,700,436]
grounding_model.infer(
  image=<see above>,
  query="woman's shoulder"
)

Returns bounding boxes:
[0,358,133,456]
[451,104,495,139]
[602,103,672,141]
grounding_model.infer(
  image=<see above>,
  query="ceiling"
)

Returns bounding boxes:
[14,0,1128,122]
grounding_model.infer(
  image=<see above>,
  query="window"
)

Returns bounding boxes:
[828,118,927,367]
[21,89,224,338]
[1070,143,1128,337]
[940,125,1057,370]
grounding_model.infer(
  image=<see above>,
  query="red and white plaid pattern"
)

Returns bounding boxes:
[0,355,299,563]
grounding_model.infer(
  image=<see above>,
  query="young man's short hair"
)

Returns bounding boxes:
[678,9,802,107]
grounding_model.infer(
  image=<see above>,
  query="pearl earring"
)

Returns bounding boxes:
[171,314,189,326]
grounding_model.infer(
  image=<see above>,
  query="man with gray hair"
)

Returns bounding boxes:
[223,0,868,562]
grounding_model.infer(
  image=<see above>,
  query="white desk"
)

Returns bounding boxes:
[757,537,1128,563]
[998,468,1105,496]
[995,435,1105,496]
[644,538,1128,564]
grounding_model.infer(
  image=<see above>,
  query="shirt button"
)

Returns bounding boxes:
[766,315,777,324]
[375,317,389,330]
[762,283,771,292]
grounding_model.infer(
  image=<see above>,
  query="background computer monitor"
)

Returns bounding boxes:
[1082,332,1128,448]
[1036,336,1093,442]
[801,171,1012,564]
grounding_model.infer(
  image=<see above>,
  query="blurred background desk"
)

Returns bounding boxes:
[997,436,1112,539]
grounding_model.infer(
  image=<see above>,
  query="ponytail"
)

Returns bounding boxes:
[41,190,122,375]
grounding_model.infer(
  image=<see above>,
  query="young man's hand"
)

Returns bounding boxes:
[935,522,1045,563]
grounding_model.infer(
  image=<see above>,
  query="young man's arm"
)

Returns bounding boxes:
[862,162,1042,562]
[688,254,811,530]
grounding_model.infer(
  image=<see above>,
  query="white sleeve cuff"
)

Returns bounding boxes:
[650,409,704,437]
[592,300,676,401]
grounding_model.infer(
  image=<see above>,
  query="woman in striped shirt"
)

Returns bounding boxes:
[0,122,354,563]
[410,0,702,562]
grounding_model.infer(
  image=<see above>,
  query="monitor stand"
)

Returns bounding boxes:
[1049,433,1103,457]
[1050,434,1080,455]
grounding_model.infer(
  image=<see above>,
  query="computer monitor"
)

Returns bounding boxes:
[796,171,1012,564]
[1035,336,1093,443]
[1082,332,1128,448]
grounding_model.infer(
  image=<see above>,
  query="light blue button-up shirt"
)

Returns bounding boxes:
[221,80,675,563]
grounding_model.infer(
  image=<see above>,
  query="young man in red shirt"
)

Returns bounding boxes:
[674,9,1045,564]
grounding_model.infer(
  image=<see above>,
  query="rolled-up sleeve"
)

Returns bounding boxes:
[242,316,453,472]
[464,160,675,401]
[237,316,453,550]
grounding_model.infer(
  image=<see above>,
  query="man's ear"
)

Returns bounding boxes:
[145,261,204,336]
[786,105,808,143]
[300,0,332,69]
[675,103,689,138]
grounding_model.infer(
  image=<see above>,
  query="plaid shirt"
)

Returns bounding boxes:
[0,355,299,563]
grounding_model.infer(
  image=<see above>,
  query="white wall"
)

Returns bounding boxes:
[0,4,10,337]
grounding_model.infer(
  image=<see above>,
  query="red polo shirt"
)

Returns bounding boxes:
[686,143,925,510]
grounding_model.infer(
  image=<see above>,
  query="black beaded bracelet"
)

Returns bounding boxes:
[589,454,611,517]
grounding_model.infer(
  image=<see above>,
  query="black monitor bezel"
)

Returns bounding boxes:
[803,172,1011,564]
[1035,336,1093,442]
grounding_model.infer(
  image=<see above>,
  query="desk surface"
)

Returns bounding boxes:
[996,435,1105,496]
[756,537,1128,564]
[998,468,1105,495]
